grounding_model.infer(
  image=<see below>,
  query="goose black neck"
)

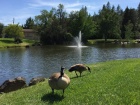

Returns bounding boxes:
[59,67,64,78]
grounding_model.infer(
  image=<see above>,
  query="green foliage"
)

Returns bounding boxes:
[122,7,138,39]
[125,21,134,40]
[0,23,4,37]
[83,16,97,41]
[137,3,140,34]
[68,11,79,36]
[1,2,140,44]
[0,59,140,104]
[68,6,96,43]
[4,24,24,42]
[79,7,96,42]
[23,17,34,29]
[34,4,72,45]
[98,2,121,41]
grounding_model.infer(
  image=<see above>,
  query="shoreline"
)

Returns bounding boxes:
[0,38,38,48]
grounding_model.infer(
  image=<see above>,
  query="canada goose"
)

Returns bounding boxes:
[69,64,91,77]
[48,66,70,95]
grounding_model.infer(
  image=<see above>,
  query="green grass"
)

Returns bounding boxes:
[0,38,36,48]
[0,59,140,105]
[88,39,117,44]
[88,39,136,45]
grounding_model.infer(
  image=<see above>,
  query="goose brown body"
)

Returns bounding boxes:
[48,67,70,95]
[48,73,70,90]
[69,64,91,77]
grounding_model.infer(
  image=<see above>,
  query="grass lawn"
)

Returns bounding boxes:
[0,38,36,48]
[0,58,140,105]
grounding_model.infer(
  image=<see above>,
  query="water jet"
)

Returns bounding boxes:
[75,31,82,47]
[68,31,87,48]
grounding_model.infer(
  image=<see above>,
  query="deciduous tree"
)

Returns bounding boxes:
[4,24,24,43]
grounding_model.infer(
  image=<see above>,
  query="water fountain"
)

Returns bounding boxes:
[68,31,87,48]
[75,31,82,47]
[67,31,87,63]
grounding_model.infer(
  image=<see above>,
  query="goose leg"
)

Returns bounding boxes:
[75,71,78,77]
[80,73,81,77]
[52,88,54,94]
[63,89,64,95]
[62,89,65,96]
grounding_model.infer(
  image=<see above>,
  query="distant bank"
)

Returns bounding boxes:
[0,38,37,48]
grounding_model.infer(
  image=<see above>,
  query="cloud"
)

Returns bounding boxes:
[28,0,85,10]
[28,0,101,14]
[28,0,60,8]
[0,0,103,25]
[1,0,139,25]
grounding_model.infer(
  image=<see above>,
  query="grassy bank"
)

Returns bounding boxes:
[88,39,136,45]
[0,38,36,48]
[0,59,140,105]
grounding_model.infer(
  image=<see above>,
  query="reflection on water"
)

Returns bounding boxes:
[0,44,140,84]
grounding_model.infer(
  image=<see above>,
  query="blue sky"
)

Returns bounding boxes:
[0,0,139,26]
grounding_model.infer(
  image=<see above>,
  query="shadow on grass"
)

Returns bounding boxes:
[41,93,64,104]
[70,75,86,79]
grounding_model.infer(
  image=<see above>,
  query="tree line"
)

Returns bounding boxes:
[0,2,140,45]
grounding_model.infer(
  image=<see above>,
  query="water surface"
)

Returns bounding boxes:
[0,44,140,84]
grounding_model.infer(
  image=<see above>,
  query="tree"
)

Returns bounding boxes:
[34,4,72,45]
[56,4,67,26]
[82,15,97,42]
[68,11,79,37]
[125,21,134,40]
[35,9,53,44]
[137,3,140,33]
[98,2,121,41]
[30,2,140,45]
[53,4,70,44]
[23,17,34,29]
[122,7,138,39]
[4,24,24,43]
[68,6,96,43]
[0,23,4,37]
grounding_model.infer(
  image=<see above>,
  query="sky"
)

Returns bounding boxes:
[0,0,140,26]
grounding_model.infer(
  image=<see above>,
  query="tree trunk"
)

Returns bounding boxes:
[104,34,107,42]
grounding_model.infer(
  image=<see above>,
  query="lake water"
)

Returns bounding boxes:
[0,43,140,85]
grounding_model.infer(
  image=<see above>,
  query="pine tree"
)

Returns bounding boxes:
[98,2,121,41]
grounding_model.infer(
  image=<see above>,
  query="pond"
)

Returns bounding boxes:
[0,43,140,84]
